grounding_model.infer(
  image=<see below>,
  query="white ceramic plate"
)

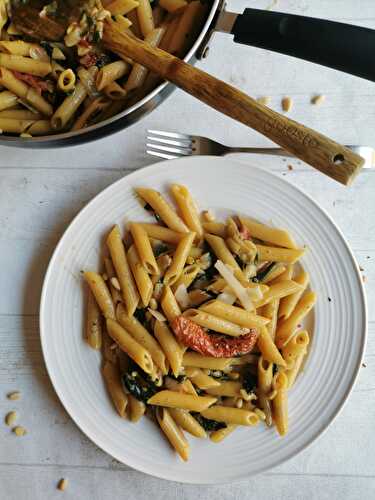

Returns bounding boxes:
[40,157,367,484]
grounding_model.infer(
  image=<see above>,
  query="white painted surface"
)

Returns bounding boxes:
[0,0,374,498]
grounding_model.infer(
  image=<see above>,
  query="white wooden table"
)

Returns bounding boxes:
[1,1,374,498]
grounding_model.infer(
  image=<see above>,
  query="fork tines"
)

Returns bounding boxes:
[147,130,193,159]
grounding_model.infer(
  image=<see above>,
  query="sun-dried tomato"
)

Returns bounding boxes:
[13,71,49,95]
[172,316,258,358]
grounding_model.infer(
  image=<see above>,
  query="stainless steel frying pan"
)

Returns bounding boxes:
[2,0,375,148]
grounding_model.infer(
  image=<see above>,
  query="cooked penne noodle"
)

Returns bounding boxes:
[127,244,153,307]
[201,406,259,426]
[84,271,115,320]
[0,67,53,116]
[256,244,305,264]
[51,81,87,129]
[127,394,146,422]
[102,327,118,363]
[0,40,38,56]
[107,225,139,316]
[261,299,279,341]
[117,303,167,373]
[0,90,17,111]
[130,223,159,275]
[148,390,217,412]
[272,371,288,436]
[0,109,42,119]
[258,356,273,394]
[164,232,195,285]
[185,367,220,390]
[102,361,128,418]
[137,0,155,36]
[103,81,127,99]
[278,270,310,319]
[0,117,34,133]
[0,53,51,76]
[154,320,183,377]
[202,221,226,237]
[183,309,250,337]
[136,188,188,233]
[205,381,242,397]
[124,27,165,92]
[96,60,130,91]
[257,326,286,367]
[72,96,110,131]
[105,0,140,16]
[204,233,242,273]
[86,287,102,350]
[210,424,237,443]
[160,285,182,323]
[156,407,190,461]
[262,264,287,283]
[57,69,76,92]
[285,351,306,388]
[104,256,123,306]
[276,291,317,347]
[254,280,303,308]
[182,353,234,370]
[200,300,270,329]
[168,408,206,438]
[106,318,154,374]
[282,330,309,362]
[170,184,203,240]
[269,263,294,284]
[239,217,298,249]
[139,223,185,244]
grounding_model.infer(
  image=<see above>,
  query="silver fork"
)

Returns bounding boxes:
[146,130,374,168]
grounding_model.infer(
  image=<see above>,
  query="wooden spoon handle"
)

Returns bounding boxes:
[103,23,364,185]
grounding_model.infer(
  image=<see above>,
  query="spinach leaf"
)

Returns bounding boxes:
[242,371,257,394]
[134,308,148,327]
[143,203,163,224]
[210,370,230,381]
[193,414,227,432]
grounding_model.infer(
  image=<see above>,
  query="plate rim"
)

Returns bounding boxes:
[39,156,368,484]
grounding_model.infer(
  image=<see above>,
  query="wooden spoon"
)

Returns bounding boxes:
[103,21,363,185]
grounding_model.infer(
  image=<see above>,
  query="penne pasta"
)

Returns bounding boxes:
[183,308,251,337]
[253,280,303,308]
[184,367,220,390]
[204,233,242,273]
[210,424,237,443]
[182,352,234,370]
[0,53,51,76]
[84,271,115,320]
[138,223,185,244]
[261,298,279,341]
[96,60,130,91]
[117,303,167,374]
[86,287,102,350]
[137,0,155,36]
[239,217,298,249]
[164,232,195,285]
[102,361,128,418]
[272,371,288,436]
[136,188,189,233]
[160,285,182,323]
[278,270,310,319]
[201,406,259,426]
[200,300,270,329]
[282,330,309,362]
[130,222,159,275]
[205,381,242,397]
[171,264,201,293]
[127,244,153,307]
[107,225,140,316]
[159,0,187,13]
[256,244,305,264]
[168,408,206,438]
[105,0,140,16]
[106,318,154,374]
[148,390,217,412]
[0,90,17,111]
[127,394,146,422]
[170,184,203,240]
[154,320,183,377]
[257,326,286,367]
[276,291,317,347]
[156,407,190,461]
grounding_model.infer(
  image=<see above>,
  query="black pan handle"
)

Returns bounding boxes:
[231,8,375,81]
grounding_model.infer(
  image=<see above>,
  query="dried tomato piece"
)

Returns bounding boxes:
[13,71,49,95]
[172,316,258,358]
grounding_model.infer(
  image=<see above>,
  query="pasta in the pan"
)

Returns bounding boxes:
[0,0,209,137]
[84,183,315,460]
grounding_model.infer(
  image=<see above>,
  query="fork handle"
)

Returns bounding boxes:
[232,9,375,82]
[104,22,364,186]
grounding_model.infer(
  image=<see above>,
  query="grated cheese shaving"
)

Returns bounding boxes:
[174,284,191,310]
[214,260,254,311]
[147,308,167,322]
